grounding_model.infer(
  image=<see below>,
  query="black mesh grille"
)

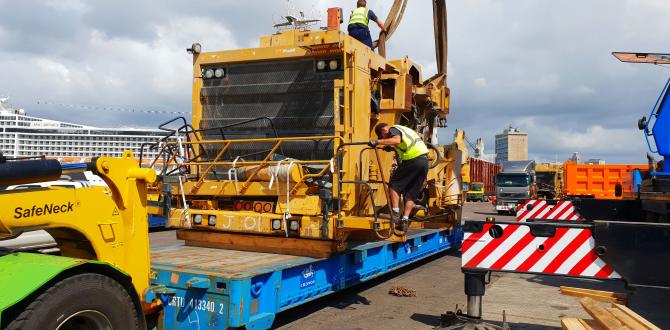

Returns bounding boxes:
[199,59,341,161]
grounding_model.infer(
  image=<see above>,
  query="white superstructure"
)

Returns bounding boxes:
[0,98,167,159]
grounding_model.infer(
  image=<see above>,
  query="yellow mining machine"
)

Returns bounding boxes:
[145,1,463,257]
[535,162,564,199]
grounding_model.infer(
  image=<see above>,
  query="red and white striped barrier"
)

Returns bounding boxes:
[516,200,584,222]
[462,223,620,279]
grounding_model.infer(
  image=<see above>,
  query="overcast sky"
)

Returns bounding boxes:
[0,0,668,163]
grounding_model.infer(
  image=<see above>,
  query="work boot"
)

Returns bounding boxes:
[395,218,409,232]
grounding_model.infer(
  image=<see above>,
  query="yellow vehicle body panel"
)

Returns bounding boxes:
[0,153,156,305]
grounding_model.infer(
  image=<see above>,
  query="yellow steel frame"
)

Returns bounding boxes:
[162,135,343,195]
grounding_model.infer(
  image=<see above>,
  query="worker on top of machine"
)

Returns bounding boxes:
[348,0,386,49]
[370,123,429,230]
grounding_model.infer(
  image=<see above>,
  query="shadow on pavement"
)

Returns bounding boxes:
[272,250,456,328]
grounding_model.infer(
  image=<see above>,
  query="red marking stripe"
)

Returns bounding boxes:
[489,230,537,269]
[568,248,599,276]
[542,229,592,273]
[461,225,491,251]
[516,227,569,272]
[464,225,520,268]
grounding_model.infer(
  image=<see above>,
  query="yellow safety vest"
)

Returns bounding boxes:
[392,125,429,161]
[349,7,370,27]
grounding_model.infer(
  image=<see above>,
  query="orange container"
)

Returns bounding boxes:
[562,163,647,199]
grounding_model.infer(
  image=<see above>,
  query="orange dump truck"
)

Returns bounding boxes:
[563,162,647,199]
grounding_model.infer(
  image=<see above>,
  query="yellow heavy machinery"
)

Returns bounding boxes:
[146,2,463,256]
[535,162,563,199]
[0,153,158,329]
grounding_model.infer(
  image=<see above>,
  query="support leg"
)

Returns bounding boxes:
[463,270,486,319]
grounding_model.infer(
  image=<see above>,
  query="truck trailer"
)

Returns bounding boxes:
[464,158,500,202]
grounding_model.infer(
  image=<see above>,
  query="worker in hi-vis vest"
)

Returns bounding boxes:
[348,0,386,49]
[370,123,430,231]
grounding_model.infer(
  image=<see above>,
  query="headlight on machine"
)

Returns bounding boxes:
[316,60,327,71]
[208,215,217,226]
[328,59,339,70]
[289,220,300,232]
[204,69,214,79]
[193,214,202,225]
[272,219,281,230]
[214,68,225,78]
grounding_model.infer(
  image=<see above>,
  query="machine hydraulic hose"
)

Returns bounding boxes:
[0,157,96,187]
[0,158,63,186]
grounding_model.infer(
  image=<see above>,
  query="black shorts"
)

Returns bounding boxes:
[389,155,429,202]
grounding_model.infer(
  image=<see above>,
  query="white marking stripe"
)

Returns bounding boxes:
[519,201,547,221]
[545,202,570,219]
[528,228,581,273]
[532,203,555,220]
[555,238,593,274]
[517,200,584,221]
[582,260,604,277]
[519,202,543,221]
[502,236,547,270]
[477,225,531,268]
[515,200,535,220]
[461,225,507,262]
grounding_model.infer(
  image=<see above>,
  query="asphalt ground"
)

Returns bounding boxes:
[150,202,670,329]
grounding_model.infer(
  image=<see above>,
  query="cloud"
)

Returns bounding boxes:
[473,77,487,88]
[0,0,668,163]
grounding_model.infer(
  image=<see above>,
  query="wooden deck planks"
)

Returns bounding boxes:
[560,296,659,330]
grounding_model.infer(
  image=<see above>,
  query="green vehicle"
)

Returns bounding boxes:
[466,182,488,202]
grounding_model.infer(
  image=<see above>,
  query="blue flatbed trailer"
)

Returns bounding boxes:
[148,214,167,229]
[149,227,463,329]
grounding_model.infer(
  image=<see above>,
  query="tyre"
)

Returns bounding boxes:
[6,273,142,330]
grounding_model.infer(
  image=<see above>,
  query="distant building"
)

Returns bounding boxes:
[585,158,606,165]
[569,152,581,164]
[0,98,167,160]
[495,126,528,164]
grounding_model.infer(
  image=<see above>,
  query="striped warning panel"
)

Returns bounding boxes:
[516,199,584,222]
[462,223,620,279]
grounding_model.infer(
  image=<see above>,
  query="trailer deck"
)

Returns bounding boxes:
[149,227,463,329]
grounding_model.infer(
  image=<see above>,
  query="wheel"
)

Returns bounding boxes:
[6,273,142,330]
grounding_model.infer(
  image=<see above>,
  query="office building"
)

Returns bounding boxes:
[495,126,528,164]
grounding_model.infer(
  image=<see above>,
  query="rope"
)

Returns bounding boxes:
[228,156,241,195]
[175,135,190,228]
[283,161,296,237]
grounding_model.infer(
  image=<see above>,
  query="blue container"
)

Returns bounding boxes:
[149,227,462,329]
[148,214,166,229]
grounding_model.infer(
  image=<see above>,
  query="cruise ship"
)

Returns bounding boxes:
[0,98,169,160]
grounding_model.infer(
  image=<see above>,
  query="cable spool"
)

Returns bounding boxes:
[0,159,62,186]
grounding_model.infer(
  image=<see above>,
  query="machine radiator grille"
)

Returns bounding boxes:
[199,58,341,161]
